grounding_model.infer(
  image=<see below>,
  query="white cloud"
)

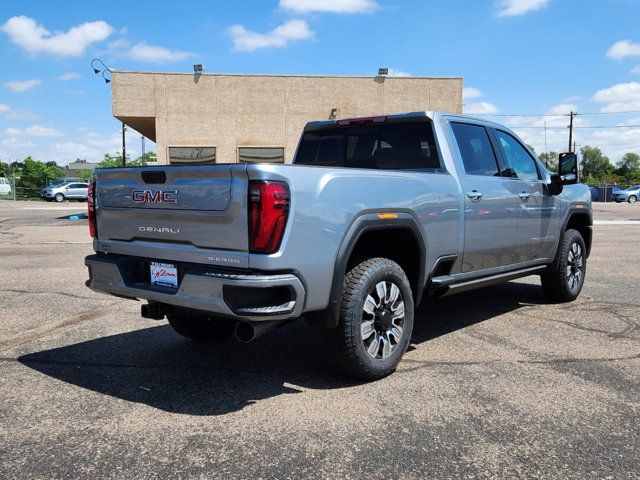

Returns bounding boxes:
[0,104,10,113]
[228,20,314,52]
[25,125,63,137]
[387,68,411,77]
[592,82,640,112]
[463,87,483,100]
[2,128,22,137]
[546,103,578,115]
[127,43,192,63]
[5,108,39,120]
[58,72,80,81]
[1,137,35,149]
[631,65,640,74]
[464,102,499,114]
[279,0,378,14]
[606,40,640,60]
[5,79,41,92]
[2,125,63,138]
[1,16,114,57]
[496,0,550,17]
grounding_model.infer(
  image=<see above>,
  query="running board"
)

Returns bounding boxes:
[433,265,546,296]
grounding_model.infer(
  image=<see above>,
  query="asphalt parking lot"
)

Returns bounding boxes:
[1,200,638,479]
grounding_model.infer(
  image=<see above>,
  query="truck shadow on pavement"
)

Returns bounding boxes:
[18,281,550,416]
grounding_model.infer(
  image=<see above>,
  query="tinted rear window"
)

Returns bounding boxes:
[295,121,440,170]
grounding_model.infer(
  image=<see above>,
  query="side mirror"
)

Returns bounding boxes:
[548,173,563,196]
[558,152,578,185]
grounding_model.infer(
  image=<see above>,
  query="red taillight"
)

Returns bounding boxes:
[87,181,97,238]
[248,181,290,254]
[336,115,387,127]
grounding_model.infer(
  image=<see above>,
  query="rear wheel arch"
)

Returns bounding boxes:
[306,212,427,328]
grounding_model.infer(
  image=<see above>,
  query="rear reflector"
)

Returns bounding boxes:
[336,115,388,127]
[88,182,97,238]
[248,181,290,254]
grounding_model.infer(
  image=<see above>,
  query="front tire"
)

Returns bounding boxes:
[629,195,637,204]
[540,229,586,302]
[323,258,414,380]
[167,307,236,342]
[54,193,65,203]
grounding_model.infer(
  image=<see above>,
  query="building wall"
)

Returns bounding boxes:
[112,72,463,165]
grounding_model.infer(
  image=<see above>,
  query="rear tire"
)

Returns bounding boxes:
[540,229,586,302]
[167,307,236,342]
[629,195,637,204]
[322,257,414,381]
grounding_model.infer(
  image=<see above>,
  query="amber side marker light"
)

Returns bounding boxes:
[377,213,398,220]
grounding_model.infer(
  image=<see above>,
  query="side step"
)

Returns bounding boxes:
[430,265,546,296]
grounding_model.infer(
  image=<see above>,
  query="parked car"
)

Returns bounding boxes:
[42,182,89,202]
[0,177,11,196]
[85,112,592,380]
[612,185,640,203]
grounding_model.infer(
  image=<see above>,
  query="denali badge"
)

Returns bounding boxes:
[132,189,178,204]
[139,226,181,234]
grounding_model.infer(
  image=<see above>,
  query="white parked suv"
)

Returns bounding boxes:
[0,177,11,195]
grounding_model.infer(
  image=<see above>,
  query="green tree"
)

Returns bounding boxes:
[615,152,640,181]
[78,153,150,181]
[15,157,63,198]
[580,146,612,182]
[539,151,558,172]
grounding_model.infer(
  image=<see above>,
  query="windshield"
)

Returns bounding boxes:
[295,121,440,170]
[626,185,640,191]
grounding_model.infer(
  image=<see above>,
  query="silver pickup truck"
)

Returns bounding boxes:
[85,112,592,379]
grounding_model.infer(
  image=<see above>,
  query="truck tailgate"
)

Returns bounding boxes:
[94,165,249,259]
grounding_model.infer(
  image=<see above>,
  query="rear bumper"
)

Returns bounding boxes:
[85,254,305,321]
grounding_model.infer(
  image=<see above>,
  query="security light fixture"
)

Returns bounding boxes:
[193,64,205,74]
[330,108,338,118]
[91,58,112,83]
[378,68,389,76]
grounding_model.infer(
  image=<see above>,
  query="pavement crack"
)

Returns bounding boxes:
[0,302,125,352]
[0,288,100,301]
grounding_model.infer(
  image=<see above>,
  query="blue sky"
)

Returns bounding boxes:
[1,0,640,165]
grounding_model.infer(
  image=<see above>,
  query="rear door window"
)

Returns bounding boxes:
[450,122,500,176]
[295,121,440,170]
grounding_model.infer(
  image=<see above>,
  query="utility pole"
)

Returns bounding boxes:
[544,120,548,154]
[567,111,576,153]
[141,136,145,161]
[121,122,127,167]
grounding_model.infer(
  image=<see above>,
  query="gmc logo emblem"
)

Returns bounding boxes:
[132,190,178,204]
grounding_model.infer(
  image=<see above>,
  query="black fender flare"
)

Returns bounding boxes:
[548,207,593,270]
[305,211,427,328]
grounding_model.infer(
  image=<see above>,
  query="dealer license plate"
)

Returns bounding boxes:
[150,262,178,288]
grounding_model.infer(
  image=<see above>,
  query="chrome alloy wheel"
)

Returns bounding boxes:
[361,281,405,360]
[566,242,584,290]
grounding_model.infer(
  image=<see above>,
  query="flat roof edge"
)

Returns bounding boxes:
[110,70,463,80]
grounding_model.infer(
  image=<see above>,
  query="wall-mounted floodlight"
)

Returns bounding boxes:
[330,108,338,118]
[193,64,205,74]
[91,58,112,83]
[378,68,389,76]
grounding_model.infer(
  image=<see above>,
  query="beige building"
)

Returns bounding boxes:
[111,71,463,165]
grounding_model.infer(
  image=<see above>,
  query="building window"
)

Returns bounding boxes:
[238,147,285,164]
[169,147,216,165]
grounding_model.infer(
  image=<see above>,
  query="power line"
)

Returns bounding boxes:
[512,125,640,129]
[467,109,640,117]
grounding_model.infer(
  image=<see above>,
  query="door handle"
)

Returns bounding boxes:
[518,191,530,201]
[466,190,483,200]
